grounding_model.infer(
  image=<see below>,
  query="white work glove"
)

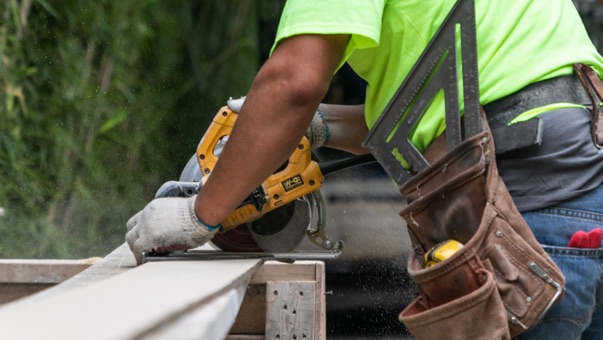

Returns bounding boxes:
[125,195,219,264]
[227,96,329,148]
[227,96,246,112]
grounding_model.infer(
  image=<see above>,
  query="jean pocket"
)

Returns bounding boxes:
[534,245,602,326]
[541,245,603,258]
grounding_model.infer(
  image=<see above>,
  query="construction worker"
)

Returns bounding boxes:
[126,0,603,338]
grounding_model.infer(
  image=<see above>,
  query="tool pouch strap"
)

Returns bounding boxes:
[573,63,603,148]
[397,117,565,339]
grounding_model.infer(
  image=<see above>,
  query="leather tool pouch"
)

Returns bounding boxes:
[397,123,565,339]
[574,63,603,147]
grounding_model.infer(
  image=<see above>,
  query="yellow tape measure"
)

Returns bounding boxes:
[424,240,464,268]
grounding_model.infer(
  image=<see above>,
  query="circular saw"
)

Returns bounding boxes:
[175,152,317,253]
[151,106,379,258]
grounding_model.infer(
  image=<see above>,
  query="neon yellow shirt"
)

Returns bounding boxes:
[273,0,603,151]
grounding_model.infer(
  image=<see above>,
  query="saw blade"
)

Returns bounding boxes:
[178,154,309,253]
[210,224,263,252]
[178,154,264,251]
[248,196,311,253]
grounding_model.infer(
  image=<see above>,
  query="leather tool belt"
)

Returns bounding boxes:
[397,121,565,339]
[574,63,603,148]
[484,74,591,129]
[484,63,603,152]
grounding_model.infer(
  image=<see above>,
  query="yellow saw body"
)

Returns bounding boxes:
[196,106,324,231]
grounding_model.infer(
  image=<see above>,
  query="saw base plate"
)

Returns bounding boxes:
[141,249,342,263]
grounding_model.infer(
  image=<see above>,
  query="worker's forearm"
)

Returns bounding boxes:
[194,34,348,227]
[196,97,317,226]
[318,103,369,155]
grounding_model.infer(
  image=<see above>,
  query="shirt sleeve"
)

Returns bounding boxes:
[271,0,385,63]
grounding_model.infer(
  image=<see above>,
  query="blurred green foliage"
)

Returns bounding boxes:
[0,0,278,258]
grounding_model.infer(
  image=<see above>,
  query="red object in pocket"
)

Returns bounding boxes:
[568,228,602,248]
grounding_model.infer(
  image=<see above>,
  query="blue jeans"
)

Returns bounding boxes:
[516,184,603,340]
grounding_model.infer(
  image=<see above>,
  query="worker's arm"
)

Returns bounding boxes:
[196,34,350,226]
[318,103,369,155]
[125,34,354,263]
[226,100,369,155]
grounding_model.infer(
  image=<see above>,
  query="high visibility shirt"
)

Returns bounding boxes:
[273,0,603,151]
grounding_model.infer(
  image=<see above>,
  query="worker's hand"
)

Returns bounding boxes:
[227,96,329,148]
[125,195,219,264]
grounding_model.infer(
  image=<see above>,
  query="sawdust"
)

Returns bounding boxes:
[78,257,103,265]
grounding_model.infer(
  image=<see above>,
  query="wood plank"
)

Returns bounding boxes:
[142,286,248,340]
[4,243,136,308]
[0,254,263,339]
[266,281,316,340]
[249,260,322,284]
[230,261,326,339]
[0,258,100,283]
[0,246,326,339]
[0,253,101,305]
[315,262,326,339]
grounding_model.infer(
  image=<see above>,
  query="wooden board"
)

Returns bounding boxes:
[0,246,326,339]
[230,261,326,339]
[266,281,316,339]
[0,258,100,284]
[0,258,101,305]
[0,244,263,339]
[3,244,134,308]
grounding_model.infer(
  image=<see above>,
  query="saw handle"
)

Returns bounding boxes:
[196,106,324,231]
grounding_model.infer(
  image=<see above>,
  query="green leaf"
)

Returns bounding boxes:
[99,111,128,134]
